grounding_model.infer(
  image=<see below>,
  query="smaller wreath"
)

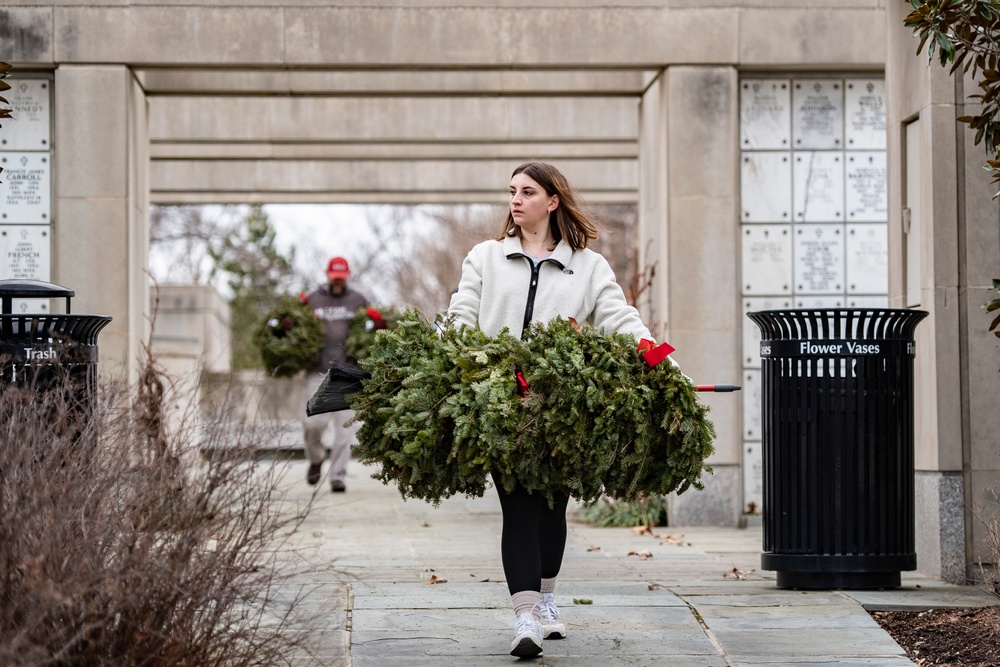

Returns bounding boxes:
[252,297,324,378]
[346,306,402,362]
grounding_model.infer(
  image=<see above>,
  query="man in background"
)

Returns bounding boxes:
[300,256,369,492]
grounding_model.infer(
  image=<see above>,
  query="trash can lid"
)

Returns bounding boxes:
[0,279,75,299]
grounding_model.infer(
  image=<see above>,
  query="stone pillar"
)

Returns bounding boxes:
[641,66,743,527]
[887,3,1000,583]
[54,65,149,383]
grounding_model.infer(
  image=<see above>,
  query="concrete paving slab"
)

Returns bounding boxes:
[265,459,999,666]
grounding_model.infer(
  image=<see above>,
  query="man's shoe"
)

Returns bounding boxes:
[330,479,346,493]
[539,593,566,640]
[509,612,543,658]
[306,463,322,486]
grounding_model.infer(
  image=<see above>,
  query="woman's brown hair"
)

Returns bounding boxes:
[494,161,599,251]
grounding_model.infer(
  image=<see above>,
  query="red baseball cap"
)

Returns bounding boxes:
[327,256,350,280]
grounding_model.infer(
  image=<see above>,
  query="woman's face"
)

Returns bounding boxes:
[509,172,557,229]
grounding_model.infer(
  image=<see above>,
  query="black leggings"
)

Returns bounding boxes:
[495,483,570,595]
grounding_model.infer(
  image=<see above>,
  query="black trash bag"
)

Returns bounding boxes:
[306,360,372,416]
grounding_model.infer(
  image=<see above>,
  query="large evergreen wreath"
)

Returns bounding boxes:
[252,297,324,378]
[351,312,715,505]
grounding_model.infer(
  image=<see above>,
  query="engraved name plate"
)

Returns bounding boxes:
[794,151,844,222]
[743,441,763,514]
[794,224,845,294]
[741,225,792,295]
[742,152,792,222]
[0,79,51,151]
[742,369,761,440]
[0,152,51,223]
[0,225,51,282]
[846,152,888,221]
[740,79,791,150]
[846,223,888,294]
[743,296,792,369]
[845,79,886,150]
[793,79,844,149]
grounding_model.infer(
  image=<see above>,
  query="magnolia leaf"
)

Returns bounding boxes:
[427,574,447,584]
[627,550,654,560]
[647,582,663,591]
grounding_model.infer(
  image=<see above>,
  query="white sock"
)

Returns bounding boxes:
[511,590,543,620]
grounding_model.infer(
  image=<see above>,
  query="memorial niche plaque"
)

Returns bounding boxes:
[743,297,792,369]
[742,369,761,440]
[793,151,844,222]
[846,152,887,221]
[846,223,888,294]
[1,225,51,282]
[743,441,763,513]
[741,152,792,222]
[792,79,844,149]
[0,79,50,151]
[740,79,791,150]
[795,295,844,308]
[793,224,845,294]
[845,79,887,149]
[0,152,51,223]
[741,225,792,296]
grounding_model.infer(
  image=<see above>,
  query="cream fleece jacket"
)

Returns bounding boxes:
[448,235,652,342]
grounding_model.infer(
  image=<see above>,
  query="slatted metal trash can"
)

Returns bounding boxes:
[747,308,927,589]
[0,279,112,417]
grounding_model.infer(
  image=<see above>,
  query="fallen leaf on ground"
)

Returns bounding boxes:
[631,525,654,535]
[651,531,689,546]
[628,550,654,560]
[723,567,754,580]
[648,582,663,590]
[587,545,601,552]
[427,574,447,584]
[573,598,593,605]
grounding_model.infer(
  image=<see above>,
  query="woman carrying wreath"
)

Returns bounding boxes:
[448,161,675,659]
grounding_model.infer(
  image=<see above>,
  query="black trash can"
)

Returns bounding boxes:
[747,308,927,589]
[0,279,113,416]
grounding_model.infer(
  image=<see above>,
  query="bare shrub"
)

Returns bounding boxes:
[0,344,316,665]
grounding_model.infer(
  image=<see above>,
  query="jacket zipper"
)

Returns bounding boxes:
[516,255,562,337]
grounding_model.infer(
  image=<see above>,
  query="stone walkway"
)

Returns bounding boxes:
[272,460,996,666]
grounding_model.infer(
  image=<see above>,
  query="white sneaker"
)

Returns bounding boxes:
[510,612,543,658]
[540,593,566,640]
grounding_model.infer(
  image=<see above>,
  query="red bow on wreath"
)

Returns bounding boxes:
[366,308,388,330]
[638,338,675,368]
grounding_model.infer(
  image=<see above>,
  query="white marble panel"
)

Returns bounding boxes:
[847,295,889,308]
[740,78,791,150]
[846,223,888,294]
[846,151,887,222]
[741,224,792,296]
[742,296,792,369]
[741,152,792,222]
[0,152,51,223]
[794,295,844,308]
[793,151,844,222]
[743,440,763,514]
[792,79,844,149]
[742,369,761,441]
[845,78,886,150]
[0,225,51,282]
[7,298,51,314]
[0,79,51,151]
[794,224,845,294]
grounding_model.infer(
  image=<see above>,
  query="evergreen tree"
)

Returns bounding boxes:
[208,205,300,370]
